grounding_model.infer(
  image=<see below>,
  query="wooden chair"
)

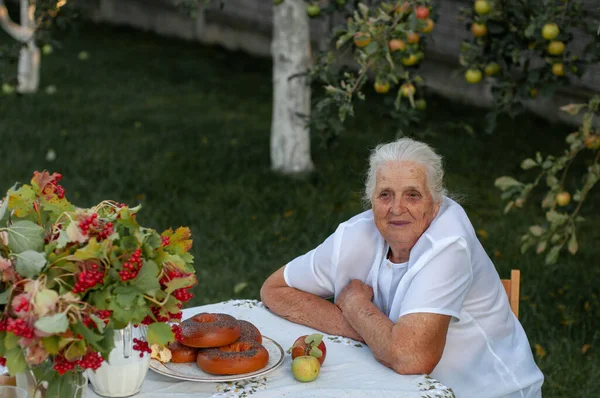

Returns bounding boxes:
[501,269,520,319]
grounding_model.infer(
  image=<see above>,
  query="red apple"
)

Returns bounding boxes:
[288,333,327,365]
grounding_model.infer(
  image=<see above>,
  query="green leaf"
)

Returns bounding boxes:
[536,241,547,254]
[5,347,27,374]
[64,340,86,361]
[41,335,61,355]
[545,245,562,265]
[165,274,196,294]
[0,288,9,305]
[546,210,569,225]
[494,176,523,191]
[305,333,323,345]
[7,185,35,218]
[133,260,160,294]
[72,322,103,353]
[309,346,323,358]
[34,288,60,317]
[0,197,8,224]
[4,332,19,350]
[35,313,69,334]
[147,322,174,346]
[529,226,544,237]
[233,282,248,294]
[6,220,45,253]
[520,158,538,170]
[13,250,47,278]
[68,238,110,261]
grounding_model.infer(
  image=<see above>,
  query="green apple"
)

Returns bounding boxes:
[2,83,15,95]
[291,356,321,382]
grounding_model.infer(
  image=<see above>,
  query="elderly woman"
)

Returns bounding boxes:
[261,138,544,397]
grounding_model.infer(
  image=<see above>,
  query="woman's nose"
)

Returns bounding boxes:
[391,198,407,214]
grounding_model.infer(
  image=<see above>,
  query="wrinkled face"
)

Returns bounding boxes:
[371,161,440,258]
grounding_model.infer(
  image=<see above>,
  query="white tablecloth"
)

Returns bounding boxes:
[86,300,454,398]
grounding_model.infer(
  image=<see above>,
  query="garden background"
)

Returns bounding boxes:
[1,1,599,397]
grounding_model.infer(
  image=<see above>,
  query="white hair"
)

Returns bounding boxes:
[363,138,447,206]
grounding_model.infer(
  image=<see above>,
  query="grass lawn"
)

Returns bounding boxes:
[1,22,598,397]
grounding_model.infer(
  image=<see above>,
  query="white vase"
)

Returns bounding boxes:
[87,325,150,397]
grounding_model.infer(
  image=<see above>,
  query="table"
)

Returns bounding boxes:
[87,299,454,398]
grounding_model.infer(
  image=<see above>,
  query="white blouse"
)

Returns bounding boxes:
[284,197,544,398]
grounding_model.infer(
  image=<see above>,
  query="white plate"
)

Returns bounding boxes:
[149,336,285,382]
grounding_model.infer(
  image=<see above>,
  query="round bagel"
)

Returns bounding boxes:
[238,320,262,344]
[196,340,269,375]
[181,313,241,348]
[167,341,198,363]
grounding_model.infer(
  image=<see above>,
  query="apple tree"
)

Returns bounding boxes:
[495,96,600,264]
[0,0,73,94]
[458,0,600,131]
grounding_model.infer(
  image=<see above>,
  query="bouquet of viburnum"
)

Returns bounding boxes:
[0,171,197,396]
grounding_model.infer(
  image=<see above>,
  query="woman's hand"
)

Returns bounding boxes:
[336,279,374,313]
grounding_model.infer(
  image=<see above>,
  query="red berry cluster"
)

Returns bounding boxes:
[171,324,184,342]
[118,249,143,281]
[96,222,114,241]
[141,306,169,325]
[38,172,66,199]
[0,317,7,332]
[13,296,30,313]
[6,318,34,338]
[0,357,6,367]
[78,351,103,370]
[169,311,182,321]
[54,351,104,375]
[96,310,111,320]
[78,213,99,235]
[132,338,152,358]
[53,355,76,375]
[73,268,104,294]
[161,236,170,247]
[173,288,194,302]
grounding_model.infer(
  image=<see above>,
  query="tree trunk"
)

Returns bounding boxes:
[0,0,39,93]
[270,0,314,174]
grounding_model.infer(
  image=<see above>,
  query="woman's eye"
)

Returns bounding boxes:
[407,192,421,198]
[379,192,390,198]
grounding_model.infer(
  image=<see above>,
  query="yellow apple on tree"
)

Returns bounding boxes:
[474,0,491,15]
[353,32,371,48]
[471,23,488,37]
[547,41,565,56]
[556,191,571,207]
[465,69,483,84]
[374,81,391,94]
[389,39,406,52]
[542,23,560,40]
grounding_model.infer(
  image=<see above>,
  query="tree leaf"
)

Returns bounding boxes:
[536,241,547,254]
[567,233,578,255]
[529,226,544,237]
[546,210,569,225]
[233,282,248,294]
[13,250,47,278]
[0,197,8,224]
[34,288,59,317]
[7,221,45,253]
[560,103,587,116]
[545,245,562,264]
[35,313,69,334]
[520,158,538,170]
[66,220,87,244]
[147,322,174,346]
[494,176,523,191]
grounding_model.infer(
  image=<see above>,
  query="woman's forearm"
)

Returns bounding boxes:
[260,280,362,341]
